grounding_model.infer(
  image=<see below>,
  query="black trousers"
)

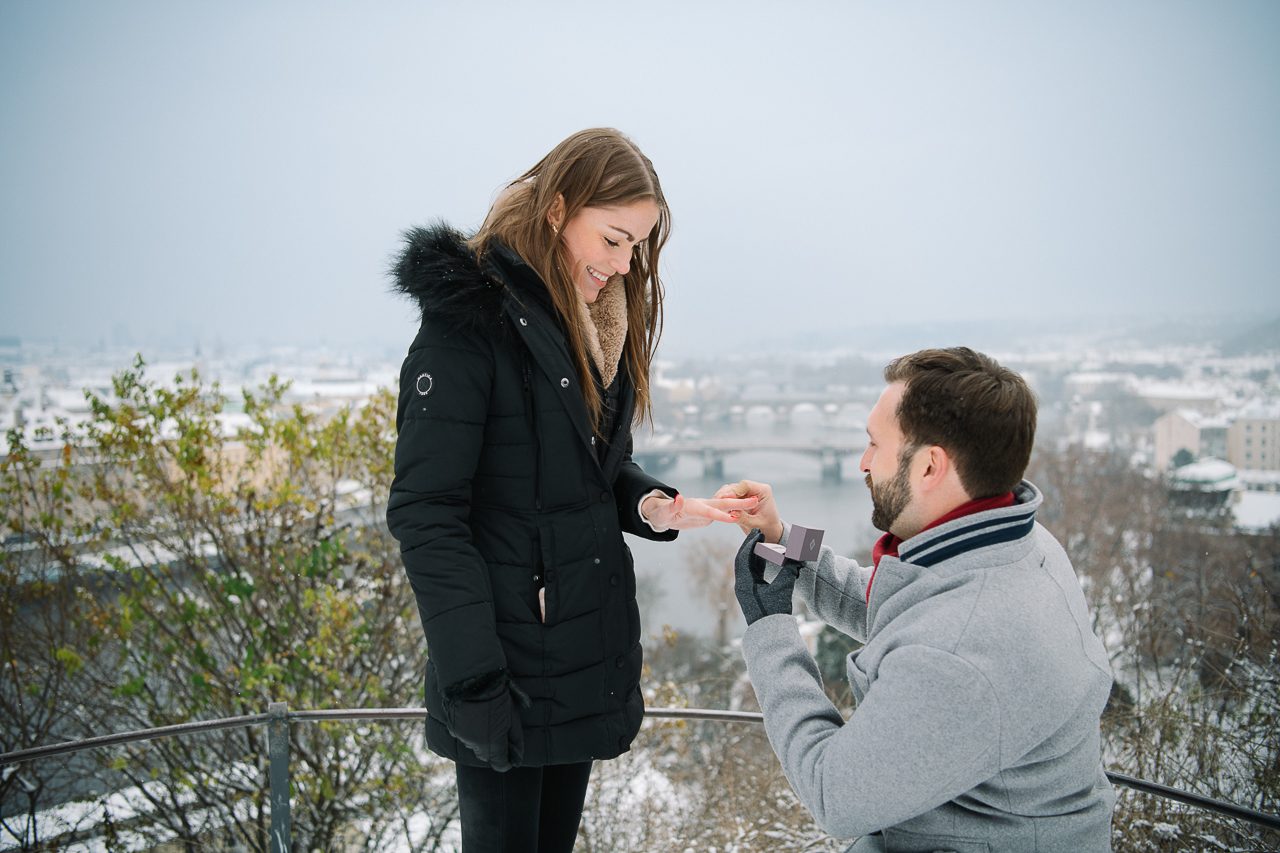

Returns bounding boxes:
[455,760,593,852]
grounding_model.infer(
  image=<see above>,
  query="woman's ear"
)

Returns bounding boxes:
[547,194,565,231]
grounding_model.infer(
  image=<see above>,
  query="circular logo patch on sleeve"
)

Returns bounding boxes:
[415,372,434,396]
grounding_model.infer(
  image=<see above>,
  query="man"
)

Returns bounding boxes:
[722,347,1115,852]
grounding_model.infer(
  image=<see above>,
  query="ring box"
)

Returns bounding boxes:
[753,524,824,583]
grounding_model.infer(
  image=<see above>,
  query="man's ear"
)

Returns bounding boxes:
[918,445,951,492]
[547,194,566,230]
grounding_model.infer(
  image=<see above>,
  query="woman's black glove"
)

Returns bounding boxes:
[443,670,529,772]
[734,529,798,626]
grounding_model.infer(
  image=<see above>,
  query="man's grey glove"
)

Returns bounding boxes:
[443,670,528,772]
[734,529,798,626]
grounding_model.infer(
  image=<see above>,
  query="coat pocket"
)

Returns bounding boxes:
[523,568,544,623]
[534,525,558,624]
[527,529,547,623]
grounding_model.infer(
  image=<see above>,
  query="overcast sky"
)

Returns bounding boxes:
[2,1,1277,357]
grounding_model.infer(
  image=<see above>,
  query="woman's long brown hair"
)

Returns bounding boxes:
[469,128,669,428]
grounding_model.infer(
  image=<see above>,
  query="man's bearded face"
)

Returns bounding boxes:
[867,445,916,533]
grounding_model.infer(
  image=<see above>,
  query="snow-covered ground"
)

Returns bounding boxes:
[1,763,259,852]
[1233,490,1280,531]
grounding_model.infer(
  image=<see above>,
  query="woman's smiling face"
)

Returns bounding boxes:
[553,199,660,303]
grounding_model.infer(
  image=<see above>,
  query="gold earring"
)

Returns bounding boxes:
[551,224,559,234]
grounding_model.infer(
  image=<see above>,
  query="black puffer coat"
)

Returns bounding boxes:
[386,223,677,767]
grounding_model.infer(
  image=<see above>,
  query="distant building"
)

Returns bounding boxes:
[1153,409,1229,470]
[1227,400,1280,471]
[1168,458,1238,514]
[1134,381,1221,415]
[1238,469,1280,493]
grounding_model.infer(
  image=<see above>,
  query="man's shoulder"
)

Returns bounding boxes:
[884,528,1085,646]
[967,525,1083,610]
[950,527,1109,678]
[1030,520,1071,557]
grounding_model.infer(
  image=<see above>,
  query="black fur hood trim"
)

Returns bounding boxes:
[389,222,506,327]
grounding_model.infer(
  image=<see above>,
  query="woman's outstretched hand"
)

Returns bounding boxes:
[641,492,759,531]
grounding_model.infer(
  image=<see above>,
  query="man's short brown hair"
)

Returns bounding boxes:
[883,347,1037,498]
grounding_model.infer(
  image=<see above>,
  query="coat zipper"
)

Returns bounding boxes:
[521,356,542,511]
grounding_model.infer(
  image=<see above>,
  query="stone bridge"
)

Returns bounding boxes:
[631,438,865,481]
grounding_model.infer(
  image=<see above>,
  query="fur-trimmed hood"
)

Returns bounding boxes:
[390,221,628,386]
[389,222,505,329]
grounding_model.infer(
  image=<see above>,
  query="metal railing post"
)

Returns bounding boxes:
[267,701,291,853]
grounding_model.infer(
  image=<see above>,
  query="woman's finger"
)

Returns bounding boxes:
[698,497,759,511]
[682,499,738,523]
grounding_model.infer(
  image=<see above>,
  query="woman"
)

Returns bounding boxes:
[386,128,754,852]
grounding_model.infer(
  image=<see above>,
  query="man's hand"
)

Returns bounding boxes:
[734,529,797,625]
[641,493,758,531]
[715,480,783,542]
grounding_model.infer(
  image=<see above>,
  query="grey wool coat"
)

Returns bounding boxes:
[386,224,678,767]
[740,481,1116,852]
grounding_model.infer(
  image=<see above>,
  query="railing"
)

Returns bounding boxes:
[2,704,1278,851]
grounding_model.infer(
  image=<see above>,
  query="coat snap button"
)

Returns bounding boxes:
[560,377,569,388]
[593,557,601,565]
[590,436,595,445]
[599,491,610,503]
[532,574,540,582]
[610,575,619,587]
[519,317,528,326]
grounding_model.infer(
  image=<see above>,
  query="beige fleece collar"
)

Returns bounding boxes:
[580,281,628,388]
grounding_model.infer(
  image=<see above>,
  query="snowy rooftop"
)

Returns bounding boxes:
[1239,469,1280,487]
[1134,381,1223,401]
[1233,399,1280,421]
[1167,408,1231,429]
[1064,371,1133,386]
[1171,458,1238,488]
